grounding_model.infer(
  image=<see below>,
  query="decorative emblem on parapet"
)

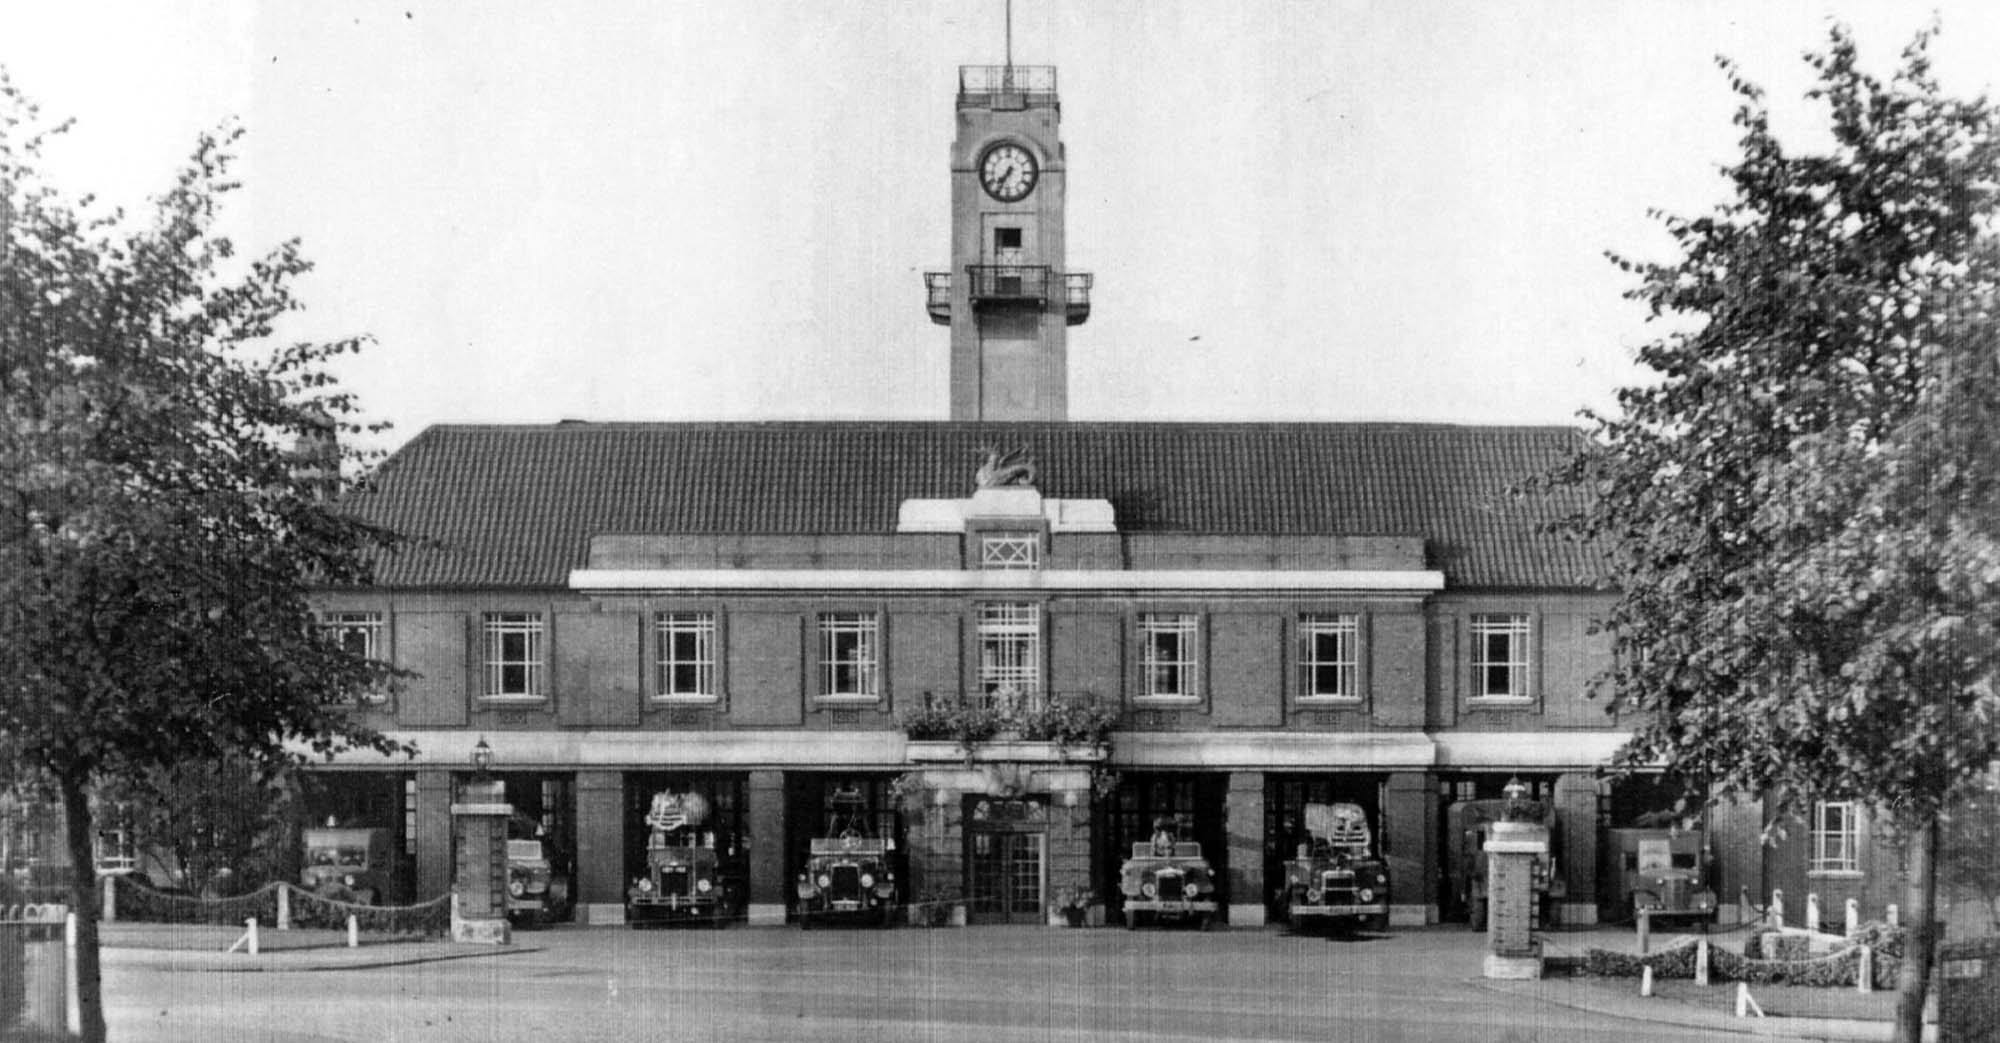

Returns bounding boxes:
[975,445,1039,489]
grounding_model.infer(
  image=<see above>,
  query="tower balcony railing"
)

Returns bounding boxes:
[925,272,952,326]
[958,65,1058,109]
[921,267,1091,325]
[1064,272,1092,326]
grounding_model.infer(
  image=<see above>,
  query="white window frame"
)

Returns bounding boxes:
[979,533,1041,570]
[654,612,717,703]
[318,611,387,705]
[1298,614,1359,702]
[818,612,880,701]
[1469,613,1532,701]
[1138,613,1199,702]
[977,603,1042,712]
[1809,800,1861,875]
[483,612,546,700]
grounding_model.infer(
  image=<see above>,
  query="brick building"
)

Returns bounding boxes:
[297,60,1899,930]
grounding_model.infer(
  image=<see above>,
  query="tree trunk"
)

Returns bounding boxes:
[59,774,107,1043]
[1892,816,1938,1043]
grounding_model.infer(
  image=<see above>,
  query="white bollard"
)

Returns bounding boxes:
[1805,892,1821,934]
[247,917,259,956]
[347,914,359,949]
[1769,890,1784,927]
[1736,982,1764,1018]
[1637,908,1651,954]
[1739,886,1752,924]
[1857,944,1873,994]
[65,912,81,1035]
[1695,937,1710,986]
[1886,904,1898,927]
[1640,965,1654,997]
[1844,897,1858,936]
[278,884,291,931]
[101,874,116,925]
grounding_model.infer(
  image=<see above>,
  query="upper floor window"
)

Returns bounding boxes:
[484,613,545,699]
[818,612,880,700]
[1138,613,1199,701]
[1810,801,1860,874]
[977,603,1041,712]
[1298,614,1358,700]
[318,611,386,705]
[1470,613,1531,700]
[980,533,1040,570]
[655,612,716,701]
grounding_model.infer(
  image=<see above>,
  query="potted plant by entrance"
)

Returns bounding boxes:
[1058,887,1095,927]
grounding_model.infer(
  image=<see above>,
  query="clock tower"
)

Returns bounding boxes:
[925,64,1091,421]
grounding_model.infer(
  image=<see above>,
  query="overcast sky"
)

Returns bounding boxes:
[6,2,2000,449]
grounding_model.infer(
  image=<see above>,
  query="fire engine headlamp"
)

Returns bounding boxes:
[696,878,713,894]
[637,878,654,893]
[1306,888,1323,904]
[1357,888,1374,903]
[817,874,832,889]
[509,879,525,897]
[1141,883,1157,899]
[860,873,875,889]
[343,875,356,887]
[1182,883,1199,899]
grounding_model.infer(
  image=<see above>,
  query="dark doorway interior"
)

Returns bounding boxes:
[1264,773,1387,923]
[623,772,748,919]
[783,774,907,923]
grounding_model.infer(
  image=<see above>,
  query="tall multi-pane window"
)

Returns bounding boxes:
[977,603,1041,712]
[655,612,716,700]
[819,613,879,699]
[484,613,545,698]
[980,533,1040,570]
[1138,613,1199,700]
[318,611,385,704]
[1469,613,1531,700]
[1298,614,1358,700]
[1810,801,1860,874]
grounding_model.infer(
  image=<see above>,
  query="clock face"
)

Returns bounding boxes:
[979,142,1038,202]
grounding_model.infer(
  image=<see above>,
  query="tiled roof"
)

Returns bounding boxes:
[344,421,1604,590]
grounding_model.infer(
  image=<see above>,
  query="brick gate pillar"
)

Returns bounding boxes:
[747,770,786,926]
[1553,772,1599,926]
[414,769,453,902]
[1384,772,1437,925]
[1225,772,1265,927]
[574,771,624,924]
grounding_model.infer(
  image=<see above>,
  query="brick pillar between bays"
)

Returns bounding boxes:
[747,771,786,926]
[1384,772,1436,925]
[414,770,453,902]
[1225,772,1265,927]
[1553,772,1600,925]
[574,771,624,924]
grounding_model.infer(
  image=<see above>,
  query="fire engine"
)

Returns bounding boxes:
[1280,802,1390,933]
[626,791,735,927]
[1607,827,1717,926]
[795,788,897,927]
[1119,817,1218,930]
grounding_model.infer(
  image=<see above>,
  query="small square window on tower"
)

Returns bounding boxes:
[994,226,1022,251]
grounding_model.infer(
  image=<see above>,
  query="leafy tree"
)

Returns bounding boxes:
[0,73,407,1040]
[1550,26,2000,1042]
[96,755,303,897]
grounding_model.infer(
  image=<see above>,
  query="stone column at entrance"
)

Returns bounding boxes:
[1482,821,1548,979]
[1383,772,1436,925]
[1225,773,1264,928]
[414,769,453,902]
[574,771,623,925]
[450,778,512,944]
[746,771,786,926]
[1552,773,1599,925]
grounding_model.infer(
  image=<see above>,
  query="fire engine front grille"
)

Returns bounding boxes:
[1660,878,1687,908]
[831,865,862,896]
[1322,871,1355,899]
[1156,872,1181,899]
[660,868,690,896]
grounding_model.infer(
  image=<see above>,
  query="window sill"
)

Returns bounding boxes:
[1296,696,1363,707]
[1807,869,1864,879]
[478,695,548,705]
[651,694,720,706]
[1134,696,1200,707]
[1467,696,1535,708]
[813,695,882,706]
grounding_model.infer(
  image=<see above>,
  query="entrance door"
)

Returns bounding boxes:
[964,796,1048,924]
